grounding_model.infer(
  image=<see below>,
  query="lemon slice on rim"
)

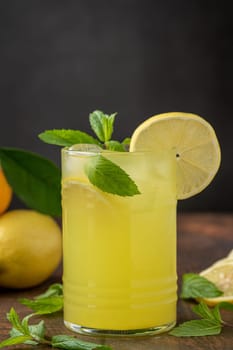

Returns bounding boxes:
[129,112,221,199]
[199,261,233,305]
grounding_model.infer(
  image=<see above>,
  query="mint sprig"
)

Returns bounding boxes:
[170,299,233,337]
[39,110,140,197]
[39,110,127,151]
[170,273,233,337]
[170,302,225,337]
[0,308,112,350]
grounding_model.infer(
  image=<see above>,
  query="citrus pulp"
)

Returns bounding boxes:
[130,112,221,199]
[200,261,233,305]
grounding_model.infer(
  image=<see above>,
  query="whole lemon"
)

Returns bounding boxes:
[0,209,62,289]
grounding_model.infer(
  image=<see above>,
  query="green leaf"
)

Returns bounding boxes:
[35,283,63,299]
[211,305,222,323]
[122,137,131,146]
[0,147,61,217]
[7,308,25,334]
[19,296,63,315]
[105,140,126,152]
[21,313,33,335]
[121,137,131,151]
[89,110,116,142]
[29,320,46,341]
[7,309,38,345]
[169,319,222,337]
[84,155,140,196]
[181,273,223,299]
[192,301,221,323]
[9,314,45,345]
[0,335,33,348]
[39,129,99,147]
[218,302,233,311]
[19,284,63,315]
[10,328,38,345]
[51,335,112,350]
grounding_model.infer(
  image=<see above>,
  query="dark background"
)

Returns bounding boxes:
[0,0,232,212]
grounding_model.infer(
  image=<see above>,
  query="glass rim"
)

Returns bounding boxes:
[62,145,175,157]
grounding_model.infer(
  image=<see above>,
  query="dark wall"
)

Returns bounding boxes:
[0,0,232,211]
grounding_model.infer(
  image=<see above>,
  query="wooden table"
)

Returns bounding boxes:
[0,213,233,350]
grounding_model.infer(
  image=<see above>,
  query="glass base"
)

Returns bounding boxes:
[64,320,176,337]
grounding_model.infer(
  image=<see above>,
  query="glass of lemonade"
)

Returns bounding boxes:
[61,146,177,336]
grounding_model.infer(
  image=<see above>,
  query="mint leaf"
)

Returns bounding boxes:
[218,301,233,311]
[21,314,33,336]
[85,155,140,196]
[89,110,116,142]
[10,321,44,345]
[0,147,61,217]
[0,335,33,348]
[211,305,222,323]
[52,335,112,350]
[39,129,99,147]
[122,137,131,150]
[169,319,222,337]
[7,308,26,334]
[35,283,63,299]
[105,140,126,152]
[122,137,131,146]
[192,301,221,323]
[4,308,44,347]
[19,296,63,315]
[28,320,46,341]
[19,284,64,315]
[181,273,223,299]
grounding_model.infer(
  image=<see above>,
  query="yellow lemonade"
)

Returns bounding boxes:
[62,148,177,335]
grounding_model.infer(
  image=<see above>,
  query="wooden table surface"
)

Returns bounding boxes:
[0,213,233,350]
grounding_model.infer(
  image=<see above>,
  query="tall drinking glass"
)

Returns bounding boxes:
[61,146,177,336]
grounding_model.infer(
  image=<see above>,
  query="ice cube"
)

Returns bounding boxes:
[68,144,103,153]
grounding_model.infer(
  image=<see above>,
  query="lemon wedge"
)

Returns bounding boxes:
[204,249,233,268]
[199,261,233,305]
[227,249,233,259]
[129,112,221,199]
